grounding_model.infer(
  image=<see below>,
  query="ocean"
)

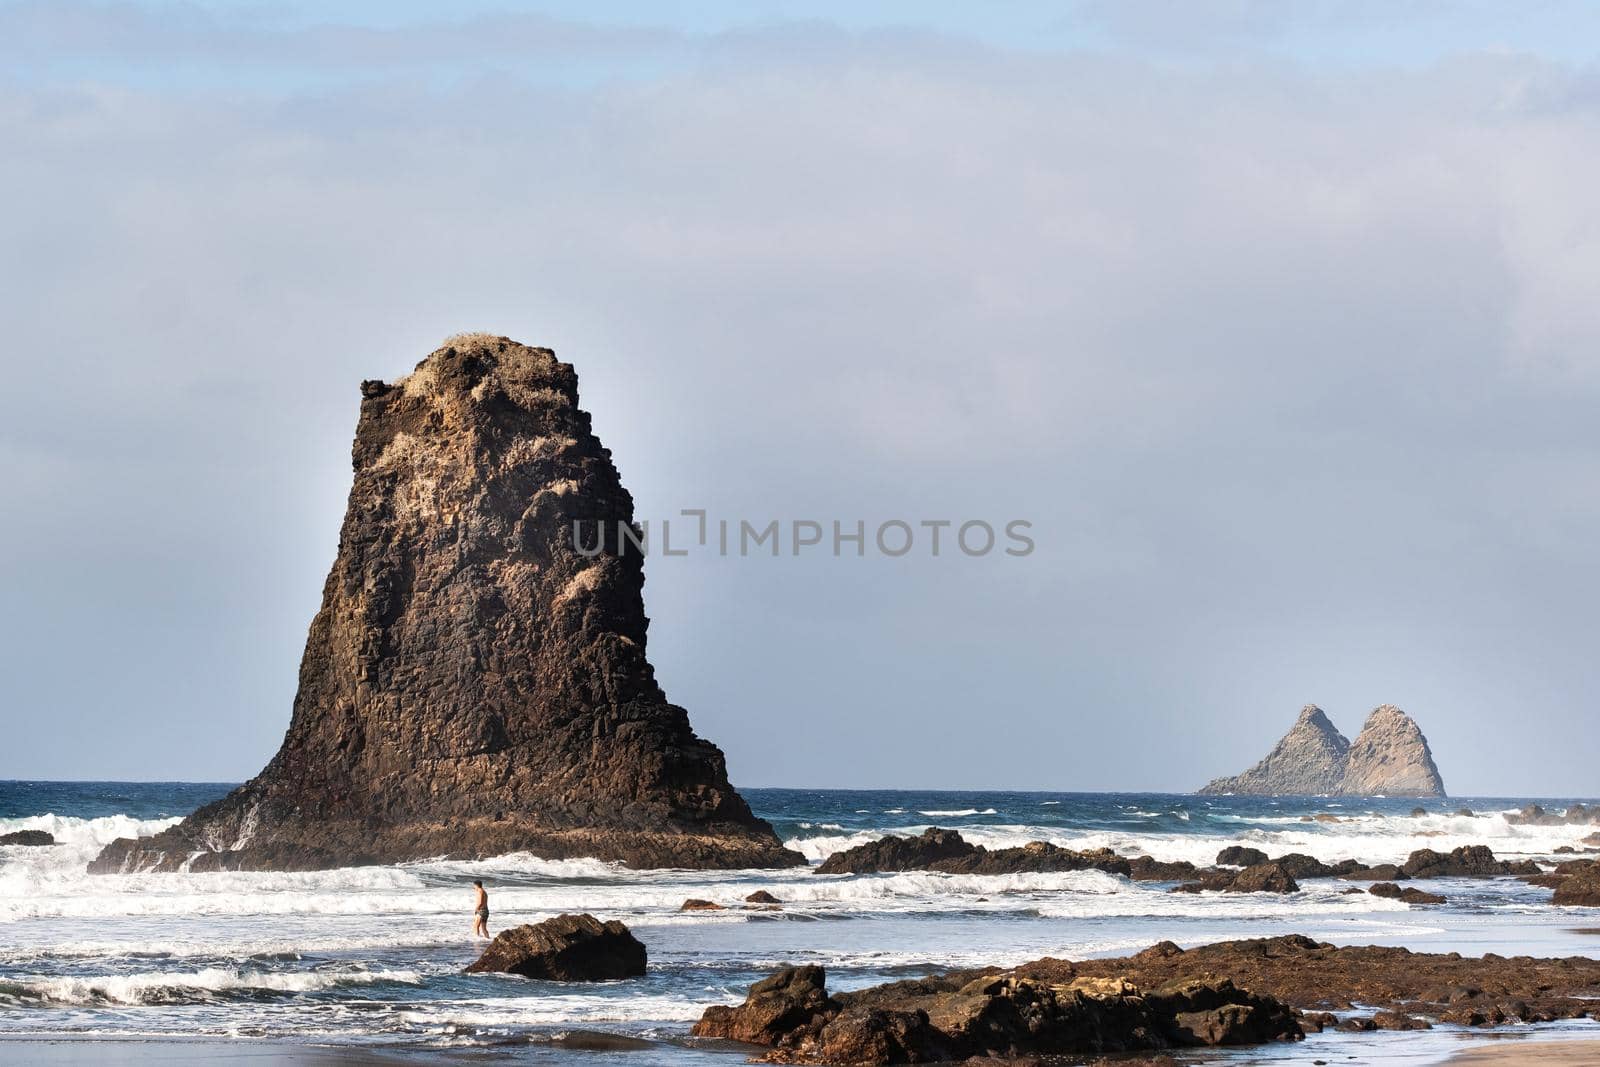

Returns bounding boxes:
[4,782,1600,1064]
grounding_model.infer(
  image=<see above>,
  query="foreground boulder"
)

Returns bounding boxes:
[89,336,802,874]
[816,828,1131,877]
[465,913,645,980]
[693,964,1300,1064]
[0,830,54,846]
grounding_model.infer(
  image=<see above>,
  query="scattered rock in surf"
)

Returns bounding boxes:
[0,830,54,846]
[1128,856,1201,881]
[1508,803,1600,827]
[1456,808,1475,817]
[1410,807,1428,818]
[1216,846,1269,867]
[1368,882,1445,905]
[465,913,645,980]
[814,828,1131,877]
[681,898,726,911]
[1172,862,1300,894]
[745,890,782,905]
[1371,1011,1432,1030]
[692,964,1300,1063]
[1338,863,1406,881]
[1400,845,1537,878]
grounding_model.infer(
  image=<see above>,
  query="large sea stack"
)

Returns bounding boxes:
[1199,704,1444,797]
[91,335,803,873]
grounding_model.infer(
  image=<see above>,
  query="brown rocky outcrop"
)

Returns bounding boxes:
[88,336,802,873]
[0,830,54,846]
[692,964,1301,1064]
[1548,862,1600,906]
[465,913,645,980]
[1201,704,1445,797]
[815,828,1131,878]
[1035,935,1600,1025]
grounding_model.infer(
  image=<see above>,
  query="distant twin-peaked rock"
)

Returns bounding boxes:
[1199,704,1445,797]
[91,335,803,873]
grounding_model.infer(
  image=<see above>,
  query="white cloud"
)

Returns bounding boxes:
[2,11,1599,790]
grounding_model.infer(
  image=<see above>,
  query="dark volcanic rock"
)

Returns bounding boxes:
[1226,862,1301,893]
[1173,862,1300,895]
[745,890,782,905]
[815,828,975,874]
[693,965,1300,1064]
[1216,846,1269,867]
[815,829,1131,878]
[0,830,54,846]
[465,913,645,980]
[1551,865,1600,907]
[693,965,833,1045]
[1368,883,1445,905]
[1199,703,1445,797]
[1400,845,1535,879]
[1508,804,1600,827]
[1128,856,1201,881]
[88,337,802,874]
[1339,863,1407,881]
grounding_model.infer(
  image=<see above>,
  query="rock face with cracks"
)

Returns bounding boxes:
[89,336,802,874]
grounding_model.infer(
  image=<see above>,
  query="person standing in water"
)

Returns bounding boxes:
[472,880,489,939]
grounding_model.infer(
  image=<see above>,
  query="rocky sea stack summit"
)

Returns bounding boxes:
[1199,704,1445,797]
[90,335,803,873]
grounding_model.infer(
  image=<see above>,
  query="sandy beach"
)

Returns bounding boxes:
[1448,1035,1600,1065]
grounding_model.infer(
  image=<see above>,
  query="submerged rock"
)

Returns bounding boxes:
[680,899,726,911]
[0,830,54,846]
[693,964,1300,1064]
[1199,704,1445,797]
[465,913,645,980]
[89,336,803,874]
[1368,883,1446,905]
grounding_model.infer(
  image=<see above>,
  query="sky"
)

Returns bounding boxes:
[3,1,1599,795]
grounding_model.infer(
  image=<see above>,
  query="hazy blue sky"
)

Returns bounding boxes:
[4,1,1599,794]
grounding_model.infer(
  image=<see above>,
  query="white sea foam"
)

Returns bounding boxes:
[2,967,422,1006]
[917,808,998,817]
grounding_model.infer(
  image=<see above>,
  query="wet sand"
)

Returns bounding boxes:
[1448,1035,1600,1065]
